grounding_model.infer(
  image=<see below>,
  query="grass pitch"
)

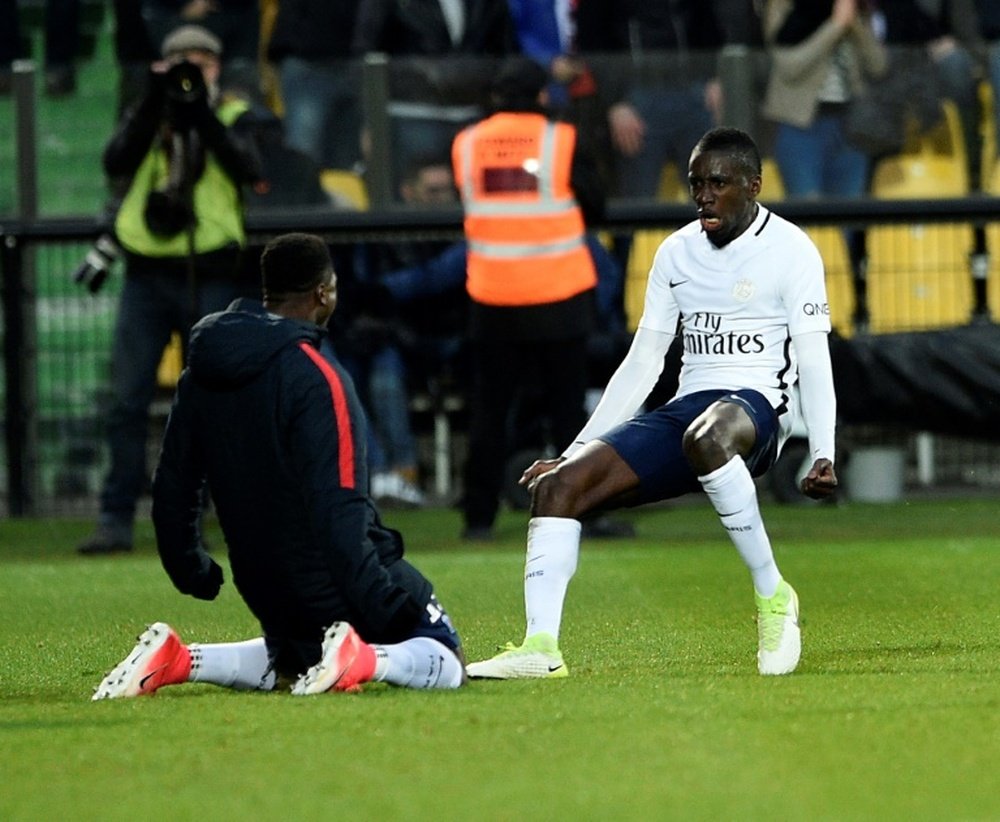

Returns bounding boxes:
[2,497,999,820]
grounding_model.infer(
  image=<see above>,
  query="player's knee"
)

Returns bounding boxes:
[531,467,581,518]
[682,421,729,474]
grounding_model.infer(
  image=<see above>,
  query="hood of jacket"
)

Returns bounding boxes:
[187,298,324,390]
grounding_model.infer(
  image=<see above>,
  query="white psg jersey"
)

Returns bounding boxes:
[639,205,830,417]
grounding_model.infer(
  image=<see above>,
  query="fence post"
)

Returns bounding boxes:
[717,45,757,135]
[1,234,32,515]
[8,59,40,515]
[361,53,392,210]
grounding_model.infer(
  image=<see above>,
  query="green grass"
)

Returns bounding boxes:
[2,499,999,820]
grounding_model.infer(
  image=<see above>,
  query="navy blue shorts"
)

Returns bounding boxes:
[410,593,462,653]
[599,389,780,504]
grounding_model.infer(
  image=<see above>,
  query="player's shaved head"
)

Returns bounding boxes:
[692,127,762,180]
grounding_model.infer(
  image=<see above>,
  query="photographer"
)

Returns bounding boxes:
[78,24,261,555]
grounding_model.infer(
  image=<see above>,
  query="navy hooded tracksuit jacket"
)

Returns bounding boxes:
[151,299,431,670]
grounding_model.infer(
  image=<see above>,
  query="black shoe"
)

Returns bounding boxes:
[77,525,133,555]
[581,516,636,539]
[461,526,495,542]
[44,66,76,96]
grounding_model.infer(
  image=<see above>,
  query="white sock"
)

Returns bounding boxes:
[699,455,781,598]
[372,638,464,689]
[524,516,581,641]
[188,638,277,691]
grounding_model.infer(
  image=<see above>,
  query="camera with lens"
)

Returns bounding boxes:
[72,233,121,293]
[164,59,207,109]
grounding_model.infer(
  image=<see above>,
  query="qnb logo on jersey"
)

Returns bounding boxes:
[803,302,830,316]
[683,329,765,355]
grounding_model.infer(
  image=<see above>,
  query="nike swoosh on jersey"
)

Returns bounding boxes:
[669,279,689,287]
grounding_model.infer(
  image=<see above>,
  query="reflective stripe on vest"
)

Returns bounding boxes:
[455,114,596,306]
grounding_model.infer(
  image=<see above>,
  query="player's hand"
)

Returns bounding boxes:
[189,557,224,600]
[801,458,837,499]
[519,457,565,491]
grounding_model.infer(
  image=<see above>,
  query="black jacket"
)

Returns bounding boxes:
[351,0,519,106]
[575,0,757,104]
[152,299,430,649]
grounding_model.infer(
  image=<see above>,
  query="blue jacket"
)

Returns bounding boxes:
[152,299,430,648]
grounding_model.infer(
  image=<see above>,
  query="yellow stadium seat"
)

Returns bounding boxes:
[759,156,785,202]
[804,226,855,336]
[623,229,669,331]
[980,165,1000,321]
[865,223,974,332]
[979,80,995,189]
[865,102,974,332]
[657,163,688,203]
[321,169,369,210]
[871,100,969,198]
[156,332,184,389]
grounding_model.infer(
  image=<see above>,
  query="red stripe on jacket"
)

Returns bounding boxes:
[297,342,356,489]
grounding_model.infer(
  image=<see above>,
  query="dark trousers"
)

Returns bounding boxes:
[462,335,589,530]
[0,0,79,68]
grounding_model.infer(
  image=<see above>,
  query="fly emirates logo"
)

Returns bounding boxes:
[682,312,765,356]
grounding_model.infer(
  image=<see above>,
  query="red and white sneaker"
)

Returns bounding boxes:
[291,622,377,695]
[92,622,192,700]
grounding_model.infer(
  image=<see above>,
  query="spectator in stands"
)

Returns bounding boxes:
[876,0,985,188]
[334,155,463,508]
[141,0,261,99]
[0,0,80,96]
[452,57,604,540]
[112,0,159,114]
[761,0,888,199]
[505,0,594,116]
[372,158,630,406]
[78,24,261,555]
[573,1,760,276]
[266,0,363,171]
[574,1,759,200]
[241,104,329,213]
[351,0,520,197]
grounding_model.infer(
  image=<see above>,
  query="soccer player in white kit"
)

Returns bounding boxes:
[467,127,839,679]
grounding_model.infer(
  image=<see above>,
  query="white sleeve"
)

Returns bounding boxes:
[793,330,836,463]
[562,325,675,459]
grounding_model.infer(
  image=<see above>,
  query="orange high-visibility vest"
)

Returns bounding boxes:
[452,112,597,306]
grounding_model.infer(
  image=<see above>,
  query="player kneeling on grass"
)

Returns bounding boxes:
[93,233,465,699]
[467,127,838,680]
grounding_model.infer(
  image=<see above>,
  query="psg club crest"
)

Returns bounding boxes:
[732,278,755,302]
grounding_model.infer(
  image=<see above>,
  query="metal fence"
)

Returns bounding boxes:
[2,38,1000,516]
[4,197,1000,517]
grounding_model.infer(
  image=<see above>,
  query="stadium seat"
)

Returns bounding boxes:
[623,229,668,330]
[759,156,785,202]
[866,102,974,332]
[979,80,995,191]
[156,332,184,389]
[320,169,369,210]
[657,163,688,203]
[865,223,974,332]
[980,147,1000,322]
[871,100,969,197]
[804,227,855,336]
